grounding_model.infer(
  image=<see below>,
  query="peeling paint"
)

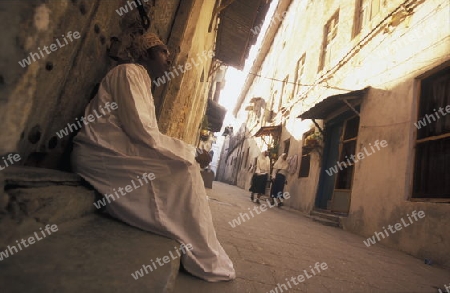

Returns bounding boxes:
[24,36,35,51]
[34,4,50,32]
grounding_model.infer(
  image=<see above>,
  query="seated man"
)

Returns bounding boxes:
[71,32,235,282]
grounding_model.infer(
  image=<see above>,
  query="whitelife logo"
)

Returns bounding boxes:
[131,243,193,280]
[438,283,450,293]
[0,224,58,261]
[228,192,291,228]
[363,210,425,247]
[0,153,21,171]
[414,105,450,129]
[55,101,118,139]
[93,172,156,209]
[152,50,214,87]
[116,0,151,16]
[250,11,288,35]
[325,140,388,176]
[267,262,328,293]
[18,31,80,68]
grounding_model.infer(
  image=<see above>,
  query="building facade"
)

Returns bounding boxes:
[220,0,450,267]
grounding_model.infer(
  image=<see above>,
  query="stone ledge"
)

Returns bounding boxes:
[1,166,97,249]
[4,165,82,188]
[1,185,96,248]
[0,214,180,293]
[0,172,6,211]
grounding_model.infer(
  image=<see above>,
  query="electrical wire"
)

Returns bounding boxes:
[285,0,424,111]
[247,72,355,91]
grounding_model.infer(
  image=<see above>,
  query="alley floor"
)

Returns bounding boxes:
[174,181,450,293]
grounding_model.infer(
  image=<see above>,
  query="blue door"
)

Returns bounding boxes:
[315,113,359,212]
[315,122,342,209]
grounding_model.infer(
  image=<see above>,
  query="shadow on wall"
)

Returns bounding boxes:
[1,0,180,171]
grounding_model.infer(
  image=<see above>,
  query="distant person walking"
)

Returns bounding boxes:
[250,151,270,204]
[270,153,288,207]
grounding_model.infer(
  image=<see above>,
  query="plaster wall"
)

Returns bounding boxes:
[232,0,450,266]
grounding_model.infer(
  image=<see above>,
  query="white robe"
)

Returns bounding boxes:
[71,63,235,282]
[256,154,270,174]
[272,155,289,178]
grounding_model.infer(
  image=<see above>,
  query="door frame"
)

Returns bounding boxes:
[314,110,360,213]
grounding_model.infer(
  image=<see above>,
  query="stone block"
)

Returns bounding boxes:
[0,172,7,211]
[0,215,180,293]
[7,185,96,224]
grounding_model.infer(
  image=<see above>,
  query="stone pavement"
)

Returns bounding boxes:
[174,181,450,293]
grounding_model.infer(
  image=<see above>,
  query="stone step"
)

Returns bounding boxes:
[310,209,343,223]
[1,166,97,248]
[0,214,180,293]
[310,215,341,227]
[309,210,345,228]
[4,165,82,188]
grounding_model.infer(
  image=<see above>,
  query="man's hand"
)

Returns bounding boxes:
[195,148,212,168]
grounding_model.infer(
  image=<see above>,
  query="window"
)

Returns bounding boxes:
[280,75,290,106]
[413,66,450,199]
[319,10,339,71]
[271,90,279,113]
[371,0,381,19]
[353,0,384,37]
[334,116,360,190]
[299,154,311,177]
[243,148,250,169]
[299,130,314,178]
[353,0,366,37]
[238,151,244,170]
[284,138,291,155]
[293,54,306,99]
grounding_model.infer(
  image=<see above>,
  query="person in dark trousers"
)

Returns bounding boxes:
[270,153,288,207]
[250,151,270,204]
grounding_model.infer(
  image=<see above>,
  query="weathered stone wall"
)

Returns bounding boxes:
[1,0,123,169]
[0,0,213,170]
[0,0,218,248]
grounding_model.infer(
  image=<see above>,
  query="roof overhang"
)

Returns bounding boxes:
[215,0,272,69]
[250,97,263,103]
[297,88,369,120]
[206,99,227,132]
[254,125,281,137]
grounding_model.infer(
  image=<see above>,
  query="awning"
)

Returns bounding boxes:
[206,99,227,132]
[254,125,281,137]
[215,0,272,69]
[250,97,262,103]
[297,88,369,120]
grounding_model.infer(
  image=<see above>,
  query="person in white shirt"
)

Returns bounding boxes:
[270,153,289,207]
[249,151,270,203]
[71,32,235,282]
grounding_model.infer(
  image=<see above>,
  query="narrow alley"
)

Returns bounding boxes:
[175,182,449,293]
[1,0,449,292]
